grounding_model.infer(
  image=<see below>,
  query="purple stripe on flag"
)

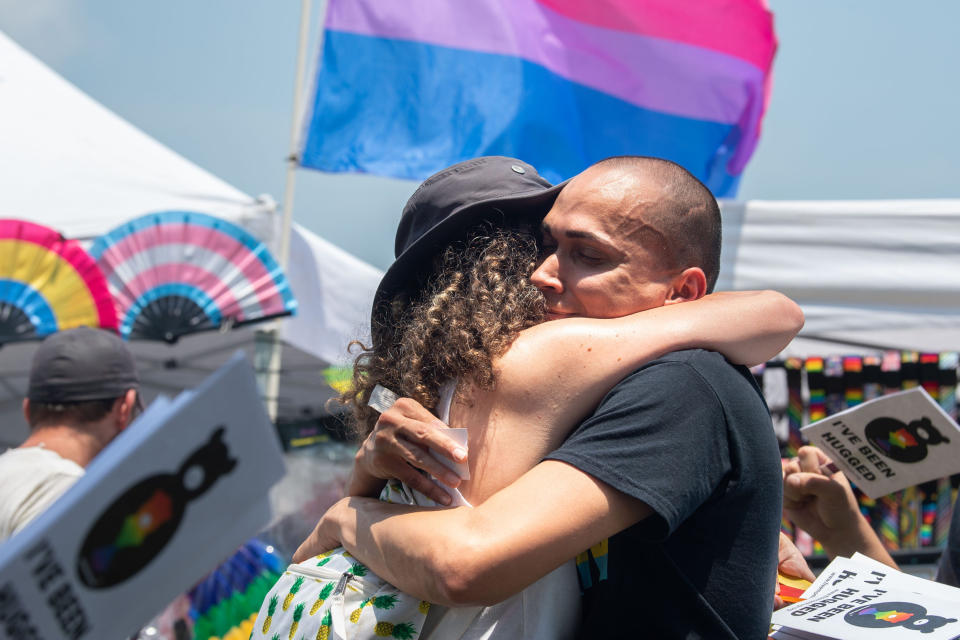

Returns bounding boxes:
[326,0,764,127]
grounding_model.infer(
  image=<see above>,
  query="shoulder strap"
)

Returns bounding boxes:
[436,380,457,423]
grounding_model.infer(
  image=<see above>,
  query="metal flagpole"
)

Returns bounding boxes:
[257,0,329,423]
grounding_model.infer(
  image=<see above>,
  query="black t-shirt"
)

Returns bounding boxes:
[545,349,782,639]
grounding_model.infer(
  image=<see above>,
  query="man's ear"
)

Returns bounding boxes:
[113,389,139,432]
[663,267,707,305]
[22,398,30,425]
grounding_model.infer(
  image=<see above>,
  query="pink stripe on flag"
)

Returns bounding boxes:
[326,0,766,126]
[536,0,775,71]
[98,224,277,293]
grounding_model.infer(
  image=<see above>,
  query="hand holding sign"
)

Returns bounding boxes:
[783,448,862,547]
[783,446,899,569]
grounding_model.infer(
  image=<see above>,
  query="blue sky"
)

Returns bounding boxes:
[2,0,958,269]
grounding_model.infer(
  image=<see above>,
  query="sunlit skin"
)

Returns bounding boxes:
[532,164,705,320]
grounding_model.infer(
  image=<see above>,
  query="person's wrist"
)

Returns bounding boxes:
[317,498,346,541]
[347,446,386,497]
[354,443,372,474]
[358,440,390,479]
[335,497,361,551]
[818,512,873,558]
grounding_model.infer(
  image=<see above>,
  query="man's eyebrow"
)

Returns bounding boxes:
[541,223,605,243]
[564,229,604,242]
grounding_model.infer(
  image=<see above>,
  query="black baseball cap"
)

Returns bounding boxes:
[28,327,141,405]
[372,156,566,347]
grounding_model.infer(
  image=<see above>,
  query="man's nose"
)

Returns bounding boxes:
[530,252,562,292]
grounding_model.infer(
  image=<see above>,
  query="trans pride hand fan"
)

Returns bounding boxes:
[90,211,297,342]
[0,219,117,345]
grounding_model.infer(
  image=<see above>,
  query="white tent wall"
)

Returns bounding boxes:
[284,224,381,365]
[0,31,382,449]
[719,199,960,357]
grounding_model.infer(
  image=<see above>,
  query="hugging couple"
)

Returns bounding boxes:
[255,155,803,640]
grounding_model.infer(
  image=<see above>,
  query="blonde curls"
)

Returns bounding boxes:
[340,227,545,440]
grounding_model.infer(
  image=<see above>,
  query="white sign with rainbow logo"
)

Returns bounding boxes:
[772,555,960,639]
[0,354,285,640]
[801,387,960,499]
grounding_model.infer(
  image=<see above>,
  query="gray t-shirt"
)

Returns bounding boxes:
[0,446,84,542]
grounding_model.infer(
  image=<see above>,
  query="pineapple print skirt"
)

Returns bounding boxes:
[250,548,432,640]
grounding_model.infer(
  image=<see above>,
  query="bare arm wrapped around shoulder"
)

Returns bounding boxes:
[346,290,801,502]
[494,289,803,427]
[510,289,802,376]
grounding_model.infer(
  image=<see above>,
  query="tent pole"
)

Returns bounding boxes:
[260,0,324,423]
[278,0,321,271]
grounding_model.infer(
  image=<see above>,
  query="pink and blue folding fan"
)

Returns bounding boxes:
[90,212,297,342]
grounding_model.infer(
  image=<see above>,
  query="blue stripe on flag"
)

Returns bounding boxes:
[301,31,741,196]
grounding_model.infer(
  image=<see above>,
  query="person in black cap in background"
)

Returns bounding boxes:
[0,326,141,542]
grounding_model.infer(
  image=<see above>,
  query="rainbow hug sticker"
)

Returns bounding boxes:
[865,416,950,463]
[845,601,957,633]
[77,428,236,588]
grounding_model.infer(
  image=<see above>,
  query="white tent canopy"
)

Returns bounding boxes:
[0,30,382,361]
[718,199,960,357]
[0,31,382,447]
[0,31,273,238]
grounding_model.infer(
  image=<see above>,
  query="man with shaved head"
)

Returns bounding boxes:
[299,156,788,638]
[533,156,723,320]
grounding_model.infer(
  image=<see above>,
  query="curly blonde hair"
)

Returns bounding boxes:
[341,226,545,439]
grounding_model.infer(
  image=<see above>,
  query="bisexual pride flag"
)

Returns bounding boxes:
[299,0,776,197]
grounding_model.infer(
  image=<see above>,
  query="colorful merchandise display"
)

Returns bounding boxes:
[936,353,959,547]
[862,355,882,401]
[805,357,826,423]
[777,350,960,559]
[189,539,286,640]
[784,358,805,457]
[842,356,864,408]
[824,355,844,416]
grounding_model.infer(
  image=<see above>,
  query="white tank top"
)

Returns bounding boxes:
[415,381,581,640]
